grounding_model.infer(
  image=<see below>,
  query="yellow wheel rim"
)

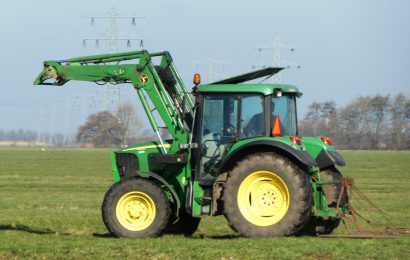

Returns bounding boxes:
[116,191,156,231]
[237,170,290,226]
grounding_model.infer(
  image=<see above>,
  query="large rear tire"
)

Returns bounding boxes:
[222,153,312,237]
[102,179,171,238]
[297,167,346,235]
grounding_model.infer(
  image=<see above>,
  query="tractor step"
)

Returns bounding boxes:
[194,196,212,205]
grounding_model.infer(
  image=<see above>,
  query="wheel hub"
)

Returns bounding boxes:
[237,171,289,226]
[127,201,146,219]
[253,182,287,216]
[116,191,156,231]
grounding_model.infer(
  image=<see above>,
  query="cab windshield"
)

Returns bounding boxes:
[198,93,298,179]
[271,95,297,136]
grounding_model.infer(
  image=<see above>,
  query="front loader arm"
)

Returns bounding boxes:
[33,50,155,86]
[34,61,138,86]
[34,50,194,153]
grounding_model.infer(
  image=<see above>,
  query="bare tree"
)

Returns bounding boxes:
[299,101,337,139]
[368,95,389,148]
[115,102,143,145]
[299,102,322,136]
[76,111,125,148]
[405,97,410,148]
[389,93,410,149]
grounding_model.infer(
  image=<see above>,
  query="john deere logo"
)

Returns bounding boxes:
[139,74,149,84]
[113,68,125,76]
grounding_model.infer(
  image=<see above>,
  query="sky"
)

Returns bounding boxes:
[0,0,409,135]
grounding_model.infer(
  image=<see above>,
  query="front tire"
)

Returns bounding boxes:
[102,178,171,238]
[222,153,312,237]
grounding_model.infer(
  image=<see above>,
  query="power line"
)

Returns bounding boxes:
[82,7,144,52]
[252,35,300,83]
[82,7,145,111]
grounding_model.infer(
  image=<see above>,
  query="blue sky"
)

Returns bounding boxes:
[0,0,409,134]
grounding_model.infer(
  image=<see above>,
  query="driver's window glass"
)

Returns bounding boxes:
[202,98,223,136]
[241,95,264,138]
[200,95,238,178]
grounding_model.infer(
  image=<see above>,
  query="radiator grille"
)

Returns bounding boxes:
[115,153,139,178]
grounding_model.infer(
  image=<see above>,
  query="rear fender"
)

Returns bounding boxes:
[301,137,346,169]
[218,140,317,174]
[316,149,346,169]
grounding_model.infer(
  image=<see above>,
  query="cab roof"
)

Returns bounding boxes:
[196,66,300,95]
[197,84,300,96]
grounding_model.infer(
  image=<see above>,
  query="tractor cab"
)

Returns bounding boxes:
[194,81,302,180]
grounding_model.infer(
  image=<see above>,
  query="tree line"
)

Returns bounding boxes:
[0,129,37,142]
[2,93,409,149]
[299,93,410,149]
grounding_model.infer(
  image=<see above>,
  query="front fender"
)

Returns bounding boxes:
[137,171,181,216]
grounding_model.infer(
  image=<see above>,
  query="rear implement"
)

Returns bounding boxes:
[319,177,410,238]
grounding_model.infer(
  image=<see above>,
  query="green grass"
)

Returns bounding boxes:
[0,148,409,259]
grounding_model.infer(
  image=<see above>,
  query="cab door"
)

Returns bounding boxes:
[189,93,266,216]
[198,94,238,179]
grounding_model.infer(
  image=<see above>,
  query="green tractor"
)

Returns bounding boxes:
[34,50,347,238]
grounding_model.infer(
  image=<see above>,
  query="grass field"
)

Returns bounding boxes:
[0,148,409,259]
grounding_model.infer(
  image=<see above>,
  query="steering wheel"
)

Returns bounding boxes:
[224,123,236,135]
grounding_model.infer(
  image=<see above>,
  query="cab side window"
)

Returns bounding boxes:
[202,98,223,136]
[241,95,264,138]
